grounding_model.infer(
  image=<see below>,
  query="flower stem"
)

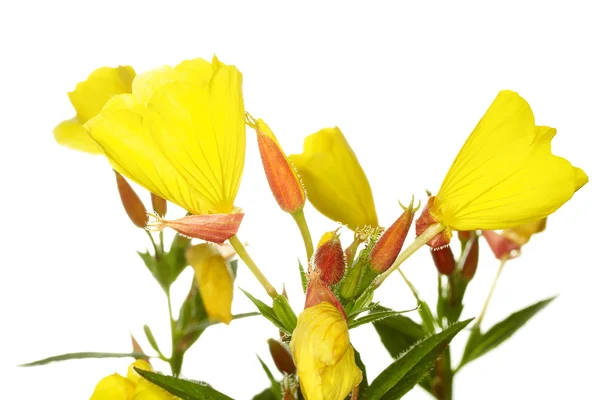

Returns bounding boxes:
[229,235,278,299]
[292,210,314,261]
[373,223,444,288]
[165,289,183,377]
[475,257,508,327]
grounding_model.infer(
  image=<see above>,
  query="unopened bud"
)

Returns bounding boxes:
[503,219,547,246]
[431,246,455,275]
[147,213,244,244]
[151,193,167,217]
[250,115,306,214]
[115,171,147,228]
[415,196,452,249]
[458,231,472,246]
[268,339,296,374]
[313,230,345,285]
[305,278,346,320]
[482,230,520,261]
[370,198,419,273]
[461,234,479,280]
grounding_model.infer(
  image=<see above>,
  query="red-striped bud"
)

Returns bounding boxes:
[115,171,147,228]
[461,234,479,280]
[416,196,452,249]
[482,230,520,261]
[370,198,419,273]
[313,230,345,286]
[151,193,167,217]
[431,246,455,275]
[148,213,244,244]
[305,278,346,320]
[268,339,296,375]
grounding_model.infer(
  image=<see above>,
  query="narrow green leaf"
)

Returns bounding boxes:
[256,356,282,398]
[184,312,260,335]
[272,295,298,333]
[20,352,147,367]
[460,296,556,368]
[349,310,415,329]
[241,289,288,333]
[347,287,375,316]
[347,301,381,319]
[373,306,426,357]
[135,368,233,400]
[298,259,308,293]
[354,347,369,399]
[252,388,278,400]
[366,319,472,400]
[143,325,161,355]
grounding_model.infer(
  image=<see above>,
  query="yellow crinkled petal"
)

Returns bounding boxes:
[54,117,103,154]
[431,90,588,230]
[289,127,378,231]
[85,95,208,215]
[145,60,245,213]
[290,302,362,400]
[69,66,135,123]
[187,244,234,324]
[89,373,135,400]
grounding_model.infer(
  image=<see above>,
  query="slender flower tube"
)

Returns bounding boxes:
[289,127,378,231]
[54,66,136,154]
[420,90,587,243]
[187,244,234,324]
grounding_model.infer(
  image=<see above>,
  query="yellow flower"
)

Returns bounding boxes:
[289,127,378,231]
[187,243,234,324]
[430,90,588,231]
[290,302,362,400]
[90,360,178,400]
[54,66,135,154]
[85,56,245,215]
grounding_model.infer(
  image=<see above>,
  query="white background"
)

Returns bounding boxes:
[1,1,598,399]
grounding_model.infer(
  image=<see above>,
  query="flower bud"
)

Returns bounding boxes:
[290,302,362,400]
[151,193,167,217]
[503,218,547,246]
[148,213,244,244]
[431,246,455,275]
[187,244,234,324]
[461,234,479,280]
[114,171,147,228]
[482,230,520,261]
[250,116,306,214]
[305,278,346,319]
[370,198,418,273]
[313,230,345,286]
[268,339,296,375]
[415,196,452,249]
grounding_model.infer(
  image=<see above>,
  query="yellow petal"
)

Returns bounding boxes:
[85,96,208,215]
[89,373,135,400]
[187,244,234,324]
[53,117,103,154]
[289,127,378,231]
[145,60,245,213]
[431,91,588,230]
[290,302,362,400]
[68,66,135,123]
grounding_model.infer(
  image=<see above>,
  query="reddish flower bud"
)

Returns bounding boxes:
[431,246,455,275]
[482,230,520,260]
[305,278,346,320]
[251,116,306,214]
[148,213,244,244]
[416,196,452,249]
[268,339,296,374]
[461,234,479,280]
[313,231,346,286]
[151,193,167,217]
[370,198,418,273]
[458,230,472,244]
[115,171,147,228]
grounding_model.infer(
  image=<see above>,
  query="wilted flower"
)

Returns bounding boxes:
[187,243,234,324]
[483,218,546,260]
[290,302,362,400]
[289,127,378,231]
[54,66,135,155]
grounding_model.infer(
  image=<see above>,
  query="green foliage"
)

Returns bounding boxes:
[241,289,290,334]
[20,352,147,367]
[135,368,233,400]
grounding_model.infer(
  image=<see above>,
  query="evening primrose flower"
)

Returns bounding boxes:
[289,127,378,231]
[424,90,587,240]
[85,56,245,217]
[290,302,362,400]
[54,66,135,154]
[187,243,234,324]
[90,360,178,400]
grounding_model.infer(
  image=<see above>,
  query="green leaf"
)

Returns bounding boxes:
[184,312,260,335]
[345,287,375,317]
[349,310,415,329]
[354,347,369,399]
[20,352,147,367]
[272,295,298,333]
[175,280,208,353]
[143,325,161,355]
[241,289,288,333]
[135,368,233,400]
[256,356,282,398]
[252,388,279,400]
[347,301,381,319]
[459,296,556,368]
[298,259,308,293]
[373,306,426,357]
[366,319,472,400]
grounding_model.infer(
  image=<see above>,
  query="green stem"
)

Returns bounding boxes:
[166,290,183,377]
[475,257,507,327]
[292,210,314,261]
[373,223,444,288]
[145,230,160,258]
[229,235,278,299]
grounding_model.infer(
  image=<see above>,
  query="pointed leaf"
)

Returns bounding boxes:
[20,352,147,367]
[350,310,416,329]
[366,319,472,400]
[298,259,308,293]
[143,325,161,355]
[135,368,233,400]
[354,347,369,399]
[184,312,260,335]
[257,356,282,398]
[241,289,288,333]
[253,388,278,400]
